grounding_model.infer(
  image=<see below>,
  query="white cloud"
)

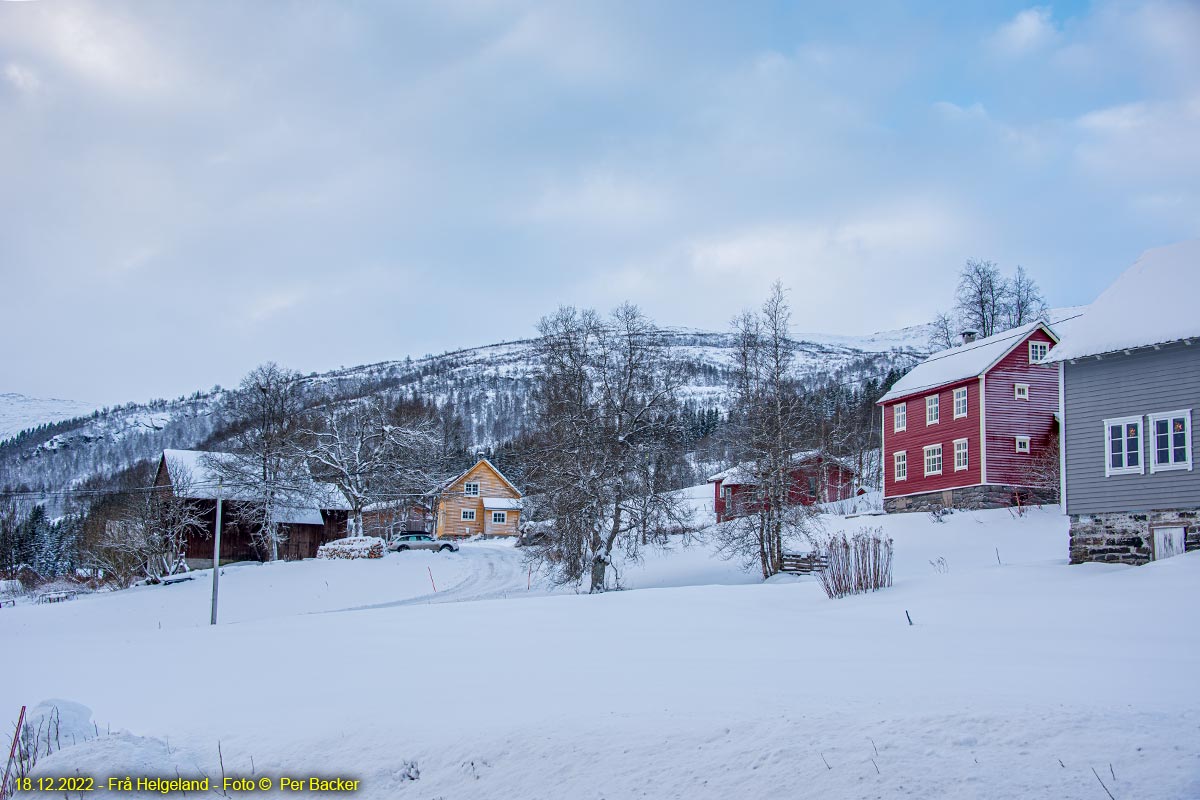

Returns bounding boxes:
[521,170,673,232]
[990,7,1058,56]
[3,62,41,95]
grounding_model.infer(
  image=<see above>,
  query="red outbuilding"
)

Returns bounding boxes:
[877,321,1062,513]
[709,450,856,523]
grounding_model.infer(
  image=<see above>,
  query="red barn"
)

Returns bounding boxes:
[708,450,856,523]
[877,321,1062,513]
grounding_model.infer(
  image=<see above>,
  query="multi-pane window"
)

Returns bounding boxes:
[894,451,907,481]
[954,439,969,470]
[1029,341,1049,363]
[924,444,943,476]
[1015,436,1030,454]
[491,511,507,524]
[1104,416,1143,476]
[953,387,968,419]
[1014,383,1029,401]
[463,482,480,497]
[461,509,476,521]
[894,402,907,432]
[1149,410,1192,473]
[926,395,940,425]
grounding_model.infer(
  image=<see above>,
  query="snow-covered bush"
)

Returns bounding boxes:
[807,527,893,599]
[316,536,385,560]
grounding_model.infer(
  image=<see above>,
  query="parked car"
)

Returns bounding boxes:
[387,533,459,553]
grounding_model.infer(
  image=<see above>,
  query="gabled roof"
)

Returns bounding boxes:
[160,449,349,522]
[439,458,522,497]
[1044,240,1200,362]
[877,320,1061,404]
[707,450,855,485]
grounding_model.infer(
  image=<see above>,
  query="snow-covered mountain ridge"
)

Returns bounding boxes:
[0,393,100,443]
[0,322,933,495]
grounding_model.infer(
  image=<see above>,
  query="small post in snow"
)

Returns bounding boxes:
[905,610,913,626]
[527,563,532,591]
[211,478,223,625]
[995,547,1002,566]
[427,566,437,593]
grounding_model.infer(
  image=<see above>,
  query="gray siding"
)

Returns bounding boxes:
[1063,341,1200,514]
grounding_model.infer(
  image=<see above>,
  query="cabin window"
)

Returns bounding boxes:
[463,482,480,497]
[1014,383,1029,401]
[1104,416,1143,476]
[894,402,906,432]
[923,444,942,476]
[807,477,818,497]
[894,451,907,481]
[1015,436,1030,454]
[926,395,940,425]
[954,439,969,471]
[953,388,968,419]
[1149,410,1192,473]
[461,509,476,521]
[1029,341,1049,363]
[491,511,507,524]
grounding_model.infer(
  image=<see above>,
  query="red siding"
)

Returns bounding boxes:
[882,379,982,498]
[713,460,855,522]
[983,329,1059,485]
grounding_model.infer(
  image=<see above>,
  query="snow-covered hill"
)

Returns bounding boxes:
[0,393,98,443]
[0,323,931,496]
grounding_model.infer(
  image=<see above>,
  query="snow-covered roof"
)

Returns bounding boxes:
[482,496,522,510]
[1044,241,1200,362]
[877,317,1069,404]
[161,449,349,516]
[707,450,854,485]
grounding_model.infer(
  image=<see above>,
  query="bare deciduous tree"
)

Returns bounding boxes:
[928,310,959,351]
[298,396,444,536]
[1004,265,1047,328]
[207,362,308,561]
[712,283,819,579]
[524,303,690,593]
[956,258,1008,338]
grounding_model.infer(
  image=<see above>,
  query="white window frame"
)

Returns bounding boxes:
[953,387,968,419]
[461,508,476,521]
[1014,383,1029,401]
[893,402,907,432]
[925,395,940,426]
[491,511,507,524]
[1148,409,1192,473]
[1103,415,1144,477]
[1029,341,1049,363]
[953,438,969,471]
[463,482,480,497]
[1015,436,1030,454]
[923,444,943,477]
[894,451,907,482]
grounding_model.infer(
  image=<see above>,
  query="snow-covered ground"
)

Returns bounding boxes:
[0,392,97,442]
[4,503,1198,799]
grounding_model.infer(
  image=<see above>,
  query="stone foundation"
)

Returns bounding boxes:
[1068,509,1200,565]
[884,484,1058,514]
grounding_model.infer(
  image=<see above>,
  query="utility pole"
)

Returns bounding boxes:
[211,478,223,625]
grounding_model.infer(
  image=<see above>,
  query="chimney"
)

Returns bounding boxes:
[959,329,979,345]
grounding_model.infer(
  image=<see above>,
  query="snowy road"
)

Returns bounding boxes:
[320,540,534,613]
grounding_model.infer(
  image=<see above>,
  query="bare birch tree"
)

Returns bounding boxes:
[207,362,308,561]
[713,283,819,579]
[298,397,444,535]
[1003,265,1047,328]
[956,258,1008,338]
[525,303,690,592]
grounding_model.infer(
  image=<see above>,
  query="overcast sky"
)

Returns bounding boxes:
[1,1,1197,406]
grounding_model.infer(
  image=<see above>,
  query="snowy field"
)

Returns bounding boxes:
[4,502,1198,799]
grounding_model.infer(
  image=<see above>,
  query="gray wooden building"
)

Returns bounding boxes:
[1046,240,1200,564]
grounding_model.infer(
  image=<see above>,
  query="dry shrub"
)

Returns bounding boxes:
[808,526,893,599]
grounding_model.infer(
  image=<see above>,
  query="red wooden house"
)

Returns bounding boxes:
[708,450,856,523]
[877,321,1061,513]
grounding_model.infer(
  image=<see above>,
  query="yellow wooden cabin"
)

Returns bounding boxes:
[434,458,523,539]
